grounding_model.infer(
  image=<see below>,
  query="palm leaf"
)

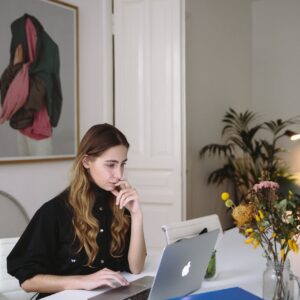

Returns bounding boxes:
[199,143,235,158]
[264,117,300,136]
[207,163,235,185]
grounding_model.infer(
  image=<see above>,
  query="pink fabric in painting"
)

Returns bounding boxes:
[0,64,29,123]
[0,18,36,123]
[21,17,52,140]
[0,17,51,139]
[20,105,51,140]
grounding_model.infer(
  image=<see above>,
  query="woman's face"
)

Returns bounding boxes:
[83,145,128,192]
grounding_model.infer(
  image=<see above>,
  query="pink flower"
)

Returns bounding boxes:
[253,181,280,192]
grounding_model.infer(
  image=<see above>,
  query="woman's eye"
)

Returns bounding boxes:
[106,164,115,168]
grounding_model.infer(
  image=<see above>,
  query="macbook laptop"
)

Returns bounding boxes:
[88,228,220,300]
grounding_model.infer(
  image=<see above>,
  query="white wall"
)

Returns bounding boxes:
[252,0,300,180]
[185,0,252,228]
[0,0,113,219]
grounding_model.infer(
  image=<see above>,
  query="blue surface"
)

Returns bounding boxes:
[168,287,263,300]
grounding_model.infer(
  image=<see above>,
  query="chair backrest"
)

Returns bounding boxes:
[0,191,29,238]
[0,237,35,300]
[161,214,223,245]
[0,237,20,293]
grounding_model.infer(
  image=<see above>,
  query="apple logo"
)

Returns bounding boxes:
[181,261,191,277]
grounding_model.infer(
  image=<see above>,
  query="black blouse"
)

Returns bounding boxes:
[7,185,131,299]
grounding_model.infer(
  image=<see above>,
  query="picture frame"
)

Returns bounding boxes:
[0,0,79,163]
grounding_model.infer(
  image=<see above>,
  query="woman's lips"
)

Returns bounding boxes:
[108,182,118,190]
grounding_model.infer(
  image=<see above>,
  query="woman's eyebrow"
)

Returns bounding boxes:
[105,159,128,163]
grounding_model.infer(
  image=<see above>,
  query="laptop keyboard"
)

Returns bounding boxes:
[123,288,151,300]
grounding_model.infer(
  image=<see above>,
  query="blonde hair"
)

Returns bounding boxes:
[68,124,130,266]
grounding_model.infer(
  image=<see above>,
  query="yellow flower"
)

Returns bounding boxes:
[232,204,254,227]
[245,228,253,234]
[288,239,294,251]
[258,210,264,219]
[293,242,299,253]
[255,214,260,222]
[245,237,254,244]
[289,240,299,253]
[280,249,285,259]
[271,233,277,239]
[221,192,230,201]
[253,239,260,248]
[225,199,234,208]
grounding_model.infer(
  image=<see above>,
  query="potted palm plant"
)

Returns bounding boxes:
[200,108,299,204]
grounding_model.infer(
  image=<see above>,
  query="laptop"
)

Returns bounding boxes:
[88,228,220,300]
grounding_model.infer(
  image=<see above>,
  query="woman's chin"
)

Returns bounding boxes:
[106,186,115,191]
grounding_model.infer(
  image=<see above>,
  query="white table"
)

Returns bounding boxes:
[43,228,300,299]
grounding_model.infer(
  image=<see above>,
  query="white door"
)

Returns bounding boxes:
[113,0,185,251]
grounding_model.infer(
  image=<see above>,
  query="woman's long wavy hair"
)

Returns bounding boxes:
[68,123,130,267]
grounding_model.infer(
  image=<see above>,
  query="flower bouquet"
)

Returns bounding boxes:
[221,180,300,299]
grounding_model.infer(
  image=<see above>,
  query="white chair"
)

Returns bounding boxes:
[0,192,34,299]
[161,214,223,245]
[0,191,29,238]
[0,238,35,300]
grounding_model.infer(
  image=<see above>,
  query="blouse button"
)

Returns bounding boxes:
[100,259,105,264]
[100,228,104,233]
[99,207,103,211]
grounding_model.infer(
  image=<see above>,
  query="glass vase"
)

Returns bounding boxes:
[262,259,298,300]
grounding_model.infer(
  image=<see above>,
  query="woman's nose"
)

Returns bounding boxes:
[114,166,123,180]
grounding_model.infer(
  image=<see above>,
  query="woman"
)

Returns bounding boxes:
[7,123,147,299]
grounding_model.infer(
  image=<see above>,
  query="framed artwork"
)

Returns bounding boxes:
[0,0,79,163]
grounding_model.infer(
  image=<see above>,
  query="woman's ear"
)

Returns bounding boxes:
[82,155,90,169]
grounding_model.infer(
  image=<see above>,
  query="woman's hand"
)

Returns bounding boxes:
[81,268,129,290]
[111,180,142,215]
[111,180,146,274]
[20,269,129,293]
